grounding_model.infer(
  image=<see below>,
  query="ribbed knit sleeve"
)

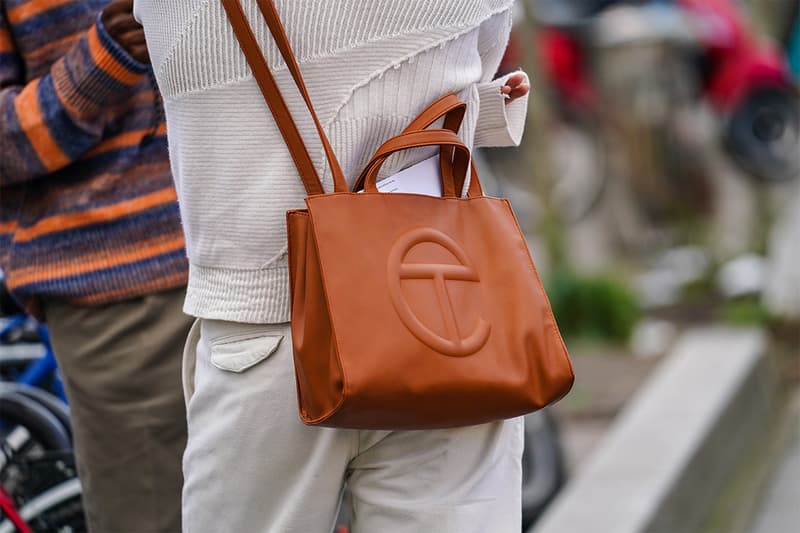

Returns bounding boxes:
[470,7,527,148]
[474,70,529,147]
[0,13,148,186]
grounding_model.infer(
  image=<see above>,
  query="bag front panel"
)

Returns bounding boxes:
[301,193,573,429]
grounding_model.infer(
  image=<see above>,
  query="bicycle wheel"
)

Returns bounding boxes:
[0,459,84,533]
[0,392,70,454]
[724,87,800,183]
[0,392,84,532]
[0,386,70,444]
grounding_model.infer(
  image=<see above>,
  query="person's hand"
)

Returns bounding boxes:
[101,0,149,64]
[500,73,529,105]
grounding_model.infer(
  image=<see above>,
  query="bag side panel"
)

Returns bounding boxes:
[287,210,345,424]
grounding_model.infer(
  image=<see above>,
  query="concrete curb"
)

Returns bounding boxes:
[532,327,773,533]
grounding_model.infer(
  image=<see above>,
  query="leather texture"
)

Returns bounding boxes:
[223,0,574,429]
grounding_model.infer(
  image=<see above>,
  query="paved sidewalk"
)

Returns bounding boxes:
[747,399,800,533]
[534,328,770,533]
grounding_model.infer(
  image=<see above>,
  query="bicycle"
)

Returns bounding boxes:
[0,280,85,533]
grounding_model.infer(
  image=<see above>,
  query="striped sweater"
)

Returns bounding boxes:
[0,0,187,318]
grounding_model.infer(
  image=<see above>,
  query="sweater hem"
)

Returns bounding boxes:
[183,261,291,324]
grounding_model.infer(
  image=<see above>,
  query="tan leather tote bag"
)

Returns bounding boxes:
[222,0,574,429]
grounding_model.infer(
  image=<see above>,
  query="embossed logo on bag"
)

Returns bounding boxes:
[387,228,491,357]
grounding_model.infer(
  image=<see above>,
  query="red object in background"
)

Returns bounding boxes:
[676,0,790,109]
[499,0,797,181]
[0,486,34,533]
[537,28,597,110]
[498,26,597,108]
[499,25,596,111]
[511,0,792,112]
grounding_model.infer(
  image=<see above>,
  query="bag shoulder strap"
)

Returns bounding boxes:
[222,0,476,197]
[221,0,347,195]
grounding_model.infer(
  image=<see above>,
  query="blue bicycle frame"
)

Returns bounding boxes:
[0,315,67,403]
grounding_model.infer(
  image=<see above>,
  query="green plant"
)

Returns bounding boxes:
[720,297,774,326]
[546,270,640,342]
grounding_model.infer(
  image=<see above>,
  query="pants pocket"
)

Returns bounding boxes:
[182,318,202,406]
[209,332,284,373]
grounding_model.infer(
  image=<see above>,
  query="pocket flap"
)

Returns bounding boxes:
[210,334,283,373]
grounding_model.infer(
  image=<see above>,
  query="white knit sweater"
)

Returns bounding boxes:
[134,0,528,324]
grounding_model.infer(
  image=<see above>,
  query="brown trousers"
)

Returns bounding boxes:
[45,287,191,533]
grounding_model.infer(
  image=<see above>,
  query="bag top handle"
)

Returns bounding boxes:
[359,128,484,198]
[221,0,347,195]
[360,129,471,193]
[350,93,469,195]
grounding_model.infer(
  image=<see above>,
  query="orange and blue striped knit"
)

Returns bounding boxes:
[0,0,187,318]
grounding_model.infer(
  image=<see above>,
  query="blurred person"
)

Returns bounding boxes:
[0,0,189,531]
[134,0,530,531]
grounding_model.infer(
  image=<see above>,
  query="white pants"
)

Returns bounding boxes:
[182,319,524,533]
